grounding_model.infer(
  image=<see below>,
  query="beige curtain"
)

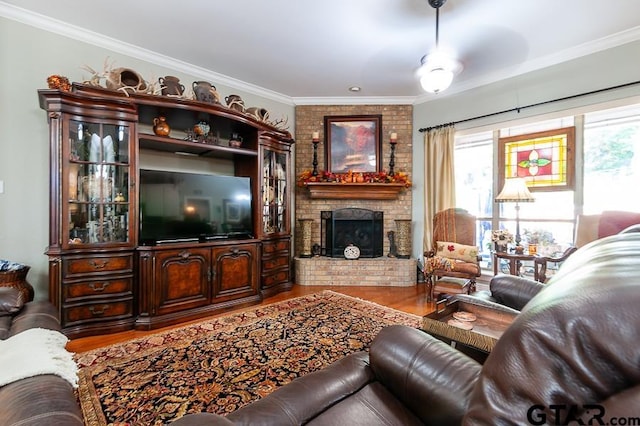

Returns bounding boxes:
[423,126,456,253]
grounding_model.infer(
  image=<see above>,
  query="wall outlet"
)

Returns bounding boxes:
[0,180,4,194]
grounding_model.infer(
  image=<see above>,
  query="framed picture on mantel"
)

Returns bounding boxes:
[324,115,382,173]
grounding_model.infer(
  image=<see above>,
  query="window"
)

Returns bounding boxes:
[454,131,493,268]
[583,104,640,214]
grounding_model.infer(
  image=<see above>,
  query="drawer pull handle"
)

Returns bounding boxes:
[89,260,109,269]
[89,282,109,292]
[89,306,108,316]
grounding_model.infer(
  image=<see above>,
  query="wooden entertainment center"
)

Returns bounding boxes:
[39,84,294,338]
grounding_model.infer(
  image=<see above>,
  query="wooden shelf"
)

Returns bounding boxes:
[304,182,407,200]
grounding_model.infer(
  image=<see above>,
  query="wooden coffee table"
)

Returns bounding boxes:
[422,298,518,354]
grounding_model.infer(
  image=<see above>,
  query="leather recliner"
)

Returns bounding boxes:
[174,231,640,425]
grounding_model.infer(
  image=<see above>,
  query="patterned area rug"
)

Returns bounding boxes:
[75,290,421,425]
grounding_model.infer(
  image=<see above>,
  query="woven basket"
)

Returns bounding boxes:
[0,266,34,302]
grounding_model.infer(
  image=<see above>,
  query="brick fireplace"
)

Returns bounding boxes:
[294,104,415,286]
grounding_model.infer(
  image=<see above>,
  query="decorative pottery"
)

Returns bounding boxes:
[105,67,147,93]
[225,94,245,112]
[193,121,210,137]
[192,81,219,104]
[395,219,412,259]
[528,243,538,255]
[159,76,185,96]
[344,244,361,260]
[298,219,314,258]
[245,107,269,121]
[153,116,171,136]
[495,242,508,252]
[229,133,243,148]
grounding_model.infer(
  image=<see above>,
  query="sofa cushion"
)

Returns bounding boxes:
[0,287,25,317]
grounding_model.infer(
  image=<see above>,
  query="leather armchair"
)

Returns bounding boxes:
[174,230,640,425]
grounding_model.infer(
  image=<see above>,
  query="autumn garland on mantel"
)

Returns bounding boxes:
[297,170,412,188]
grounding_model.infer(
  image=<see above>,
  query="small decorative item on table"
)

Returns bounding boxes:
[492,229,513,252]
[343,244,361,260]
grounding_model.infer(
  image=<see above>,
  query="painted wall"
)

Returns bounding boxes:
[411,40,640,258]
[0,17,295,300]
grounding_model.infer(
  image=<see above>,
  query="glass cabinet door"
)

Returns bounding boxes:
[66,120,131,246]
[262,147,288,235]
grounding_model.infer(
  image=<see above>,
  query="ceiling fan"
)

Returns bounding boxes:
[417,0,463,93]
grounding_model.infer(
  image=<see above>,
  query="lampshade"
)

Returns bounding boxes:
[495,178,535,203]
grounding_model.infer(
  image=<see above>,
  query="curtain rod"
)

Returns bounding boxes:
[418,80,640,133]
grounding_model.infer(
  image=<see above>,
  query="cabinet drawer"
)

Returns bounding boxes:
[262,269,290,288]
[65,254,133,276]
[262,239,290,255]
[63,299,133,324]
[262,254,290,271]
[64,277,133,301]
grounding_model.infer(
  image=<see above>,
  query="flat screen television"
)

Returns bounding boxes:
[139,169,253,245]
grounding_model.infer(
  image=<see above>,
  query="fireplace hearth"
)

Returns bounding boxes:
[321,208,383,258]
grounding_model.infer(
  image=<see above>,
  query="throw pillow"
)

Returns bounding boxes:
[435,241,479,263]
[0,287,25,317]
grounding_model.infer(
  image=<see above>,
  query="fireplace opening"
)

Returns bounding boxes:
[321,208,383,258]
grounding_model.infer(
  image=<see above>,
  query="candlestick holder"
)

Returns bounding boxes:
[389,140,397,176]
[312,138,319,176]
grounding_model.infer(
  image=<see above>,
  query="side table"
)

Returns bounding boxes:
[493,251,540,280]
[422,298,518,362]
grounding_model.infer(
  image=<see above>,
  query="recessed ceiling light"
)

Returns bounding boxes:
[348,86,361,92]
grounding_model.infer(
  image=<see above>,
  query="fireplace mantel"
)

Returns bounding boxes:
[304,182,407,200]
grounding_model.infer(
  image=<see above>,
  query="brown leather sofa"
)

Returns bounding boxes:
[0,287,83,426]
[173,230,640,425]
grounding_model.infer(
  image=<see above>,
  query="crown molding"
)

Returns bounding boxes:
[292,96,417,106]
[0,2,295,106]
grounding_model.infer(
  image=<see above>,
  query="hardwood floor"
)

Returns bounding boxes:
[66,284,434,353]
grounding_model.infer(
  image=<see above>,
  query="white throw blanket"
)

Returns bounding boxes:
[0,328,78,388]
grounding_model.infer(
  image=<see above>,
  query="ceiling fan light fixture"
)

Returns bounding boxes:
[420,67,454,93]
[418,52,461,93]
[418,0,461,94]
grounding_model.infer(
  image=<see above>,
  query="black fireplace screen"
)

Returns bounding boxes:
[321,208,383,258]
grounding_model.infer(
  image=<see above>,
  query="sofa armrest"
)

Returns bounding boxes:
[9,301,61,337]
[369,325,482,425]
[0,375,83,425]
[447,294,521,316]
[489,274,545,311]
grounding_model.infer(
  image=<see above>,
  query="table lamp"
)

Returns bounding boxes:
[495,177,535,246]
